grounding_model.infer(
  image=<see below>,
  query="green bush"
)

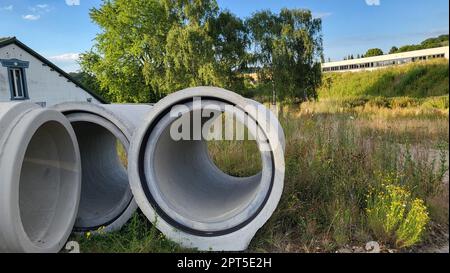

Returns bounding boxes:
[367,97,391,108]
[366,176,430,248]
[342,97,369,108]
[390,97,421,108]
[422,96,449,109]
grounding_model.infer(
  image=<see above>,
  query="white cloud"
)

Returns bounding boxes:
[47,52,81,72]
[36,4,49,10]
[312,12,333,19]
[365,0,381,6]
[0,5,13,11]
[24,4,52,20]
[22,14,41,20]
[65,0,80,6]
[48,53,80,62]
[30,3,52,13]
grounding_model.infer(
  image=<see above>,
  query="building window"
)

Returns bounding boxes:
[1,59,30,101]
[9,68,27,99]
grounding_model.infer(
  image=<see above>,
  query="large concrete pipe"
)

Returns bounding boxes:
[0,102,81,253]
[52,103,152,233]
[128,87,285,251]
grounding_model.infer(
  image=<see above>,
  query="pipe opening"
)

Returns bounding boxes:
[207,115,262,178]
[143,100,273,233]
[19,121,79,247]
[70,118,132,230]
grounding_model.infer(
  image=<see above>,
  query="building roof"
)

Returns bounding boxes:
[0,37,12,43]
[0,37,107,103]
[322,46,449,68]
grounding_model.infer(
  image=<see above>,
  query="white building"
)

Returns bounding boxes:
[322,46,449,73]
[0,37,105,106]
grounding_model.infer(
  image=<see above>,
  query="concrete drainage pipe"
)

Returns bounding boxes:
[0,102,81,253]
[128,87,285,251]
[52,103,152,233]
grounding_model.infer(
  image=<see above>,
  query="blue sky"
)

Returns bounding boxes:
[0,0,448,72]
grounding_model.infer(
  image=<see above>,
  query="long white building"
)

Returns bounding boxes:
[0,37,105,106]
[322,46,449,73]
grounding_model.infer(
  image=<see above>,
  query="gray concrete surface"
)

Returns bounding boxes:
[0,102,81,253]
[128,87,286,251]
[52,103,152,233]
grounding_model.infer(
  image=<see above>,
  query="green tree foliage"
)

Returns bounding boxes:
[209,11,250,91]
[247,9,323,102]
[392,34,449,54]
[389,46,399,54]
[69,71,110,101]
[80,0,169,103]
[80,0,247,103]
[162,0,220,91]
[81,0,323,103]
[365,48,384,57]
[246,10,279,80]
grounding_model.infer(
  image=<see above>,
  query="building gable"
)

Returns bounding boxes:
[0,37,106,104]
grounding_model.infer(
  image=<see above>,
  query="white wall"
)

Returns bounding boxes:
[0,43,101,106]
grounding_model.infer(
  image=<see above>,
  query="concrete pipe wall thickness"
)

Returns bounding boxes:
[128,87,285,251]
[51,103,152,233]
[0,102,81,253]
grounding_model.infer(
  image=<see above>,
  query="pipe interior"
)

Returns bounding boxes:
[19,121,79,247]
[207,114,262,178]
[71,120,131,229]
[144,101,273,233]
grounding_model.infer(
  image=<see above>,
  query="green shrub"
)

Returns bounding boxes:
[390,97,422,108]
[367,97,391,108]
[396,199,430,248]
[366,178,430,248]
[342,97,369,108]
[421,96,449,109]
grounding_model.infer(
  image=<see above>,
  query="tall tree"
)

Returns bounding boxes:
[80,0,227,103]
[209,11,250,90]
[80,0,170,103]
[164,24,218,92]
[247,9,323,102]
[162,0,220,92]
[246,10,280,99]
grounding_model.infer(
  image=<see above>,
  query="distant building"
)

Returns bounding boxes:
[322,46,449,73]
[0,37,105,107]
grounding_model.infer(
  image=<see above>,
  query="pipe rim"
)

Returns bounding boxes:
[0,107,81,252]
[66,113,132,231]
[142,100,274,234]
[128,87,285,250]
[52,103,139,233]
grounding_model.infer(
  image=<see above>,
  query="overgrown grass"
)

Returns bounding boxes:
[248,109,447,252]
[76,103,448,253]
[71,213,187,253]
[207,139,262,177]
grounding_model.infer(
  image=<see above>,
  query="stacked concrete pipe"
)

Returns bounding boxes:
[0,87,284,252]
[51,103,152,233]
[0,102,81,253]
[128,87,285,251]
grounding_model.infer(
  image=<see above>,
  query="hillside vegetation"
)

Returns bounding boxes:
[392,34,449,54]
[318,59,449,102]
